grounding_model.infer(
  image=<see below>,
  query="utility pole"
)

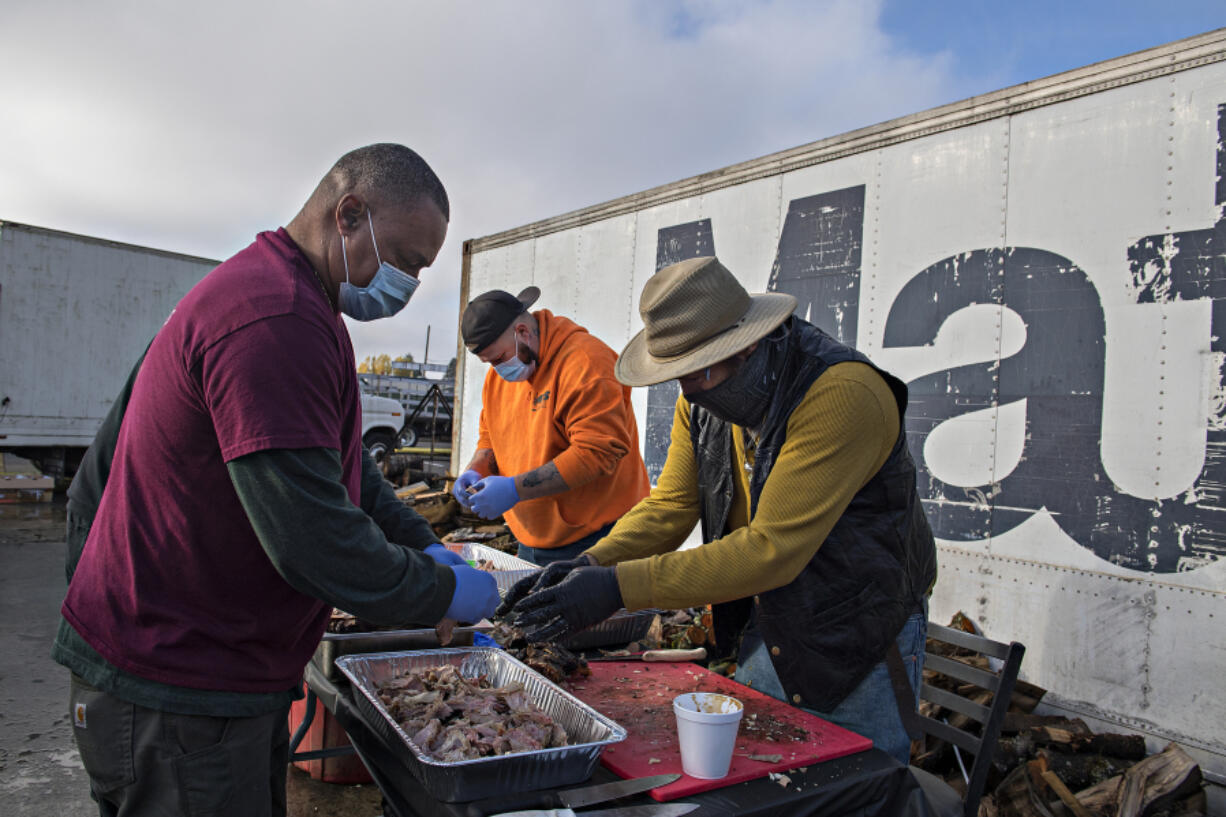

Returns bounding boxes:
[423,325,431,367]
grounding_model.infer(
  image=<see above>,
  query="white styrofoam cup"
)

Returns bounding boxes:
[673,692,744,779]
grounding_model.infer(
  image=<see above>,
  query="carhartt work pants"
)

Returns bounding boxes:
[69,675,290,817]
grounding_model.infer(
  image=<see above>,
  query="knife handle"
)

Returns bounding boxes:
[464,789,563,817]
[643,647,707,662]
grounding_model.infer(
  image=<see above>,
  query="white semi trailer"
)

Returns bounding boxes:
[0,221,217,478]
[455,30,1226,791]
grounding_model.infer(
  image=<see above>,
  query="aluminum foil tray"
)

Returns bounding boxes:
[336,648,626,802]
[561,608,661,651]
[316,624,490,681]
[448,542,539,596]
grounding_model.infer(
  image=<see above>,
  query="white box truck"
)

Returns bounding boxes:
[0,221,218,478]
[0,221,418,477]
[454,29,1226,792]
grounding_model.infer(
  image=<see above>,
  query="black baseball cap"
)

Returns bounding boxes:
[461,286,541,353]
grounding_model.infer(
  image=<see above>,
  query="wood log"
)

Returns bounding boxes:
[1030,754,1051,796]
[1031,727,1084,746]
[1010,679,1048,714]
[685,624,709,646]
[410,489,449,502]
[1116,743,1201,817]
[1170,789,1207,815]
[394,481,431,498]
[1002,714,1091,736]
[1000,724,1146,762]
[991,762,1059,817]
[995,734,1042,770]
[1074,742,1201,817]
[1074,773,1122,812]
[1037,748,1134,792]
[1041,770,1094,817]
[945,687,993,732]
[994,725,1111,772]
[1077,734,1148,761]
[413,495,459,525]
[948,610,978,634]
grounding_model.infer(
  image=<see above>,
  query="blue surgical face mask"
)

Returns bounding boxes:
[494,335,536,382]
[338,210,420,321]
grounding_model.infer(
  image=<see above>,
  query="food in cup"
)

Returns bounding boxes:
[673,692,745,779]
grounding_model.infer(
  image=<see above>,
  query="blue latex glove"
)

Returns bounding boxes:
[468,475,520,519]
[424,543,467,567]
[444,565,500,624]
[472,631,501,649]
[452,469,482,508]
[508,566,623,643]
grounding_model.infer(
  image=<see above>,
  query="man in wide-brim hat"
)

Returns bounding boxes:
[502,256,938,763]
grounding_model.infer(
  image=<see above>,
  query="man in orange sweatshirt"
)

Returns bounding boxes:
[453,286,650,565]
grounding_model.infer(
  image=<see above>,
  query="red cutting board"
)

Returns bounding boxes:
[565,662,872,801]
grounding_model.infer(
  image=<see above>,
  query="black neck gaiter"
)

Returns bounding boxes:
[685,333,782,428]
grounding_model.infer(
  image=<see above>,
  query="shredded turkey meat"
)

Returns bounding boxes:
[375,664,569,762]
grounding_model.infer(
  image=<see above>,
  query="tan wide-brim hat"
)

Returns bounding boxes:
[615,256,797,387]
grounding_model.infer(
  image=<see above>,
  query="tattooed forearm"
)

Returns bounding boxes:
[465,448,499,476]
[521,462,558,488]
[515,461,570,500]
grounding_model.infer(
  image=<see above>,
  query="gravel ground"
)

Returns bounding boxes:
[0,498,383,817]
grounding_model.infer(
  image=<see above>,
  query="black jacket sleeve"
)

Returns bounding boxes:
[227,447,455,626]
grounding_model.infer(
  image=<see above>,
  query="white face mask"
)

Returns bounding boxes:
[338,210,420,321]
[494,335,536,382]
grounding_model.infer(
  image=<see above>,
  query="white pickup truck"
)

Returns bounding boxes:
[360,393,406,467]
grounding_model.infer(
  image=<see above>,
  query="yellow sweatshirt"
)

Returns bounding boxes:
[584,362,899,610]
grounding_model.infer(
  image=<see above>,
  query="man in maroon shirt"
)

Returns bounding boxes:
[54,144,498,816]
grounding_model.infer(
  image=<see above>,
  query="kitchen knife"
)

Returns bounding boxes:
[588,648,707,663]
[464,774,680,817]
[489,805,698,817]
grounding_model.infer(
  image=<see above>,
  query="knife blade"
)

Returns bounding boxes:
[588,648,707,663]
[464,774,680,817]
[490,805,698,817]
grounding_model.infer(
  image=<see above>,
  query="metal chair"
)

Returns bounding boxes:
[891,622,1026,817]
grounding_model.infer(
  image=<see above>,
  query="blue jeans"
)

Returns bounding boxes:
[734,599,928,765]
[516,522,616,566]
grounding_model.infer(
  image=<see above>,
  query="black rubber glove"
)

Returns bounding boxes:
[508,565,624,643]
[495,553,595,618]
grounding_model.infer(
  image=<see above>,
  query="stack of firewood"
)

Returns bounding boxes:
[397,485,458,526]
[392,478,517,553]
[986,729,1203,816]
[915,614,1206,816]
[440,524,517,554]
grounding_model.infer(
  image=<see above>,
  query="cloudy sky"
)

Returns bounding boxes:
[2,0,1220,367]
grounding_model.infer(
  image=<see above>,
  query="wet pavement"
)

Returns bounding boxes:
[0,499,383,816]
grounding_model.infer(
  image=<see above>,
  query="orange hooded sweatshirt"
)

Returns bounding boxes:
[476,310,650,549]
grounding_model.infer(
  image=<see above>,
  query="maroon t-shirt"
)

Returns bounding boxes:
[62,229,362,692]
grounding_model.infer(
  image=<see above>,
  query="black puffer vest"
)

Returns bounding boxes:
[692,317,936,711]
